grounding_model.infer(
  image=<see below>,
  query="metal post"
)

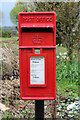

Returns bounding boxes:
[35,100,44,120]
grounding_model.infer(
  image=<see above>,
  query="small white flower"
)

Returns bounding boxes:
[58,44,59,46]
[67,57,69,59]
[61,44,63,47]
[57,56,59,58]
[44,106,47,109]
[59,52,62,55]
[62,56,66,59]
[63,52,67,55]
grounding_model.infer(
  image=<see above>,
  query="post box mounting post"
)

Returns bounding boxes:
[35,100,44,119]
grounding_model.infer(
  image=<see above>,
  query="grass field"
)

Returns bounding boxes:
[0,37,18,41]
[56,44,78,99]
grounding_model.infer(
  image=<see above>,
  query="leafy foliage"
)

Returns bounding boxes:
[34,2,79,60]
[56,44,78,84]
[2,31,11,38]
[10,2,79,60]
[56,44,78,99]
[10,2,34,25]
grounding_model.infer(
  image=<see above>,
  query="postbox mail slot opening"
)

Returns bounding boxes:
[21,28,53,32]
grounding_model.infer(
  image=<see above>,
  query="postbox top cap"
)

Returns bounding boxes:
[18,12,56,16]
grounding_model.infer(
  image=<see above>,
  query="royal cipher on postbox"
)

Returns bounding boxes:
[18,12,56,100]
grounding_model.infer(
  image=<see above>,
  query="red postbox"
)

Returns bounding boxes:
[18,12,56,100]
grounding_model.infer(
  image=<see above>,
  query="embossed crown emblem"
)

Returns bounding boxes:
[32,35,42,44]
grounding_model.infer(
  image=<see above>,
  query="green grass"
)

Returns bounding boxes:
[56,81,78,99]
[13,39,19,45]
[56,45,78,99]
[0,37,18,41]
[56,44,67,55]
[1,37,19,48]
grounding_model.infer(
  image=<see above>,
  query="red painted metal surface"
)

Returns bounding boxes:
[18,12,56,100]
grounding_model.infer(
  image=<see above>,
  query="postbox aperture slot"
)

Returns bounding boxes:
[21,28,53,32]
